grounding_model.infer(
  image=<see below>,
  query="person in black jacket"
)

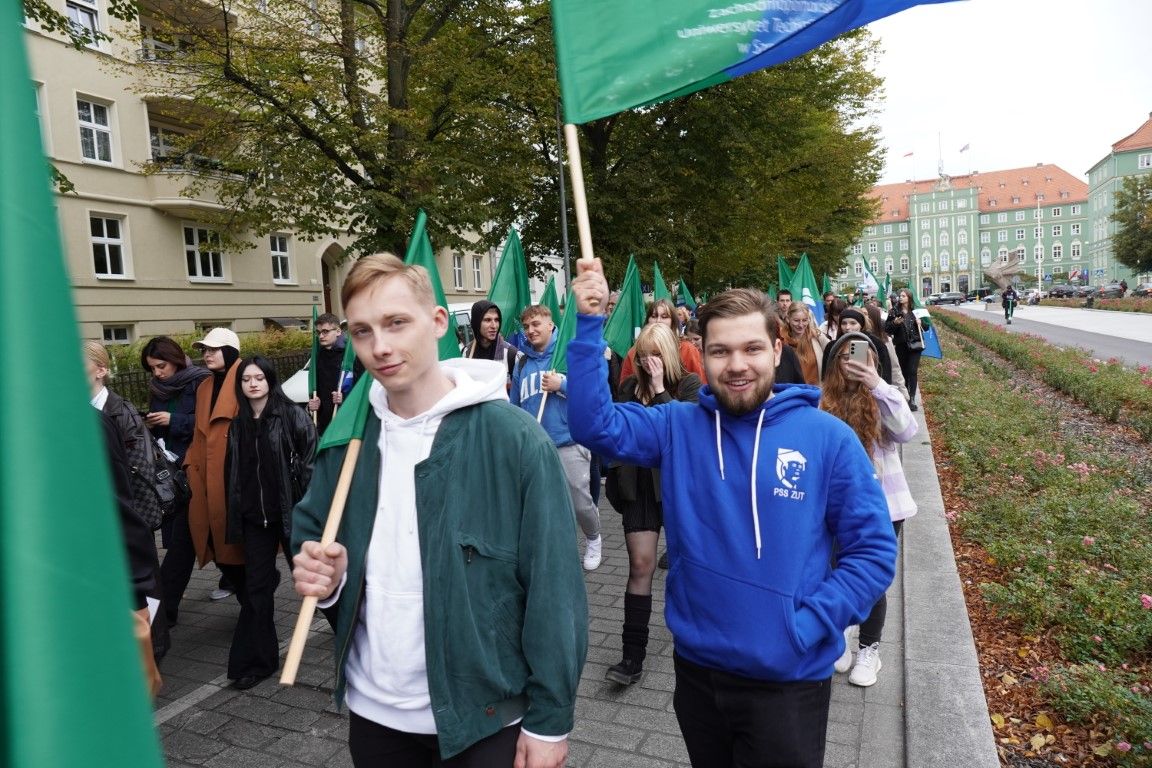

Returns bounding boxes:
[225,355,317,689]
[308,313,364,435]
[885,289,928,411]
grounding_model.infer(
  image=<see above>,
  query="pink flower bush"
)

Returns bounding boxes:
[1082,536,1095,547]
[1116,741,1131,753]
[1141,594,1152,610]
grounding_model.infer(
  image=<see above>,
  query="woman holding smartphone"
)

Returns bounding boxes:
[820,332,918,687]
[885,289,928,411]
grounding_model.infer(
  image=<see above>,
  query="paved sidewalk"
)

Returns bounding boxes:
[154,408,994,767]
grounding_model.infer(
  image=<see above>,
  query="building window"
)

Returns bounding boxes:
[883,240,893,252]
[958,200,968,209]
[999,249,1009,264]
[869,259,879,273]
[937,201,948,211]
[898,223,908,233]
[958,251,969,269]
[899,239,909,251]
[1071,242,1081,258]
[990,200,998,208]
[90,215,127,277]
[884,258,894,273]
[1015,210,1026,221]
[66,0,100,43]
[980,214,990,225]
[900,256,909,272]
[1037,193,1045,201]
[997,212,1007,223]
[1071,223,1081,235]
[1051,225,1062,238]
[452,252,464,289]
[939,232,950,246]
[102,325,131,345]
[853,262,863,277]
[77,98,112,163]
[270,234,291,283]
[183,225,224,280]
[957,216,967,226]
[1051,207,1062,217]
[981,249,992,266]
[1034,245,1044,261]
[472,255,482,290]
[920,220,930,230]
[1011,196,1020,205]
[1034,226,1042,239]
[1015,228,1025,241]
[998,231,1008,242]
[957,230,968,245]
[851,244,862,255]
[868,242,878,254]
[883,224,892,234]
[1137,153,1152,170]
[940,253,950,271]
[921,255,931,270]
[937,217,947,228]
[1071,204,1081,215]
[980,232,990,243]
[919,202,929,213]
[1034,208,1042,219]
[921,234,931,247]
[865,226,875,236]
[1052,244,1063,261]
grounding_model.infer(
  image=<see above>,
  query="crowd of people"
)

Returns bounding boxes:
[92,255,931,768]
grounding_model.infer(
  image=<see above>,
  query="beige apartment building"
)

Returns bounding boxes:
[26,0,496,344]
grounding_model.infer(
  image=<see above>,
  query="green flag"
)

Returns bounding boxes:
[821,274,833,296]
[552,0,958,124]
[776,255,794,289]
[550,289,579,374]
[767,284,778,300]
[308,304,319,396]
[403,209,459,361]
[603,255,646,358]
[0,7,164,766]
[540,276,561,321]
[789,253,825,325]
[652,262,671,301]
[316,374,374,451]
[677,277,697,311]
[487,228,533,339]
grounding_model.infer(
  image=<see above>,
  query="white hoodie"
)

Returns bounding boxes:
[343,358,508,733]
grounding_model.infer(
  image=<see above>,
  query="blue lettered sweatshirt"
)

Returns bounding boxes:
[509,328,572,446]
[567,314,897,681]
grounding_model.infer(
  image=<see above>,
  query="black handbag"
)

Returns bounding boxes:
[906,316,926,352]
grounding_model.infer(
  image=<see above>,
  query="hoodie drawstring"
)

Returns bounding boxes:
[713,407,767,560]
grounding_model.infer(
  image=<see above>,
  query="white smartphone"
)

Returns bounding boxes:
[847,340,869,364]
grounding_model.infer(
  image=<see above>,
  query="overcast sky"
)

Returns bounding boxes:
[865,0,1152,185]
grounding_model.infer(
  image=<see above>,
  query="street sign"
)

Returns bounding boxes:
[1044,274,1053,280]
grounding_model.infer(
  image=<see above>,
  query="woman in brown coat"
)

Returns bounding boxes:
[184,328,245,580]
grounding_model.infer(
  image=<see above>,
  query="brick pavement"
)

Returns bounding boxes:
[155,493,906,767]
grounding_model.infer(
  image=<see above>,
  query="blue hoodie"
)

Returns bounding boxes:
[509,328,572,446]
[568,314,896,681]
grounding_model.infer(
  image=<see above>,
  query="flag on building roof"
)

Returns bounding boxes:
[959,143,970,153]
[902,151,914,158]
[552,0,958,124]
[0,5,165,764]
[487,228,533,339]
[603,255,646,358]
[403,209,459,361]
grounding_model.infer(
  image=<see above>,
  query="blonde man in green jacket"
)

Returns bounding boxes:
[292,253,587,768]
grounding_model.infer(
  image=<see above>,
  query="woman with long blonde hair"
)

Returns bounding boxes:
[820,332,918,688]
[604,322,701,687]
[786,302,828,384]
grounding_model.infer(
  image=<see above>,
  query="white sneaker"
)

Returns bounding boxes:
[849,642,882,687]
[209,588,234,601]
[834,627,855,673]
[583,536,602,571]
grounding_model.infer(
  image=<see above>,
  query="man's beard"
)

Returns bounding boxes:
[711,376,774,416]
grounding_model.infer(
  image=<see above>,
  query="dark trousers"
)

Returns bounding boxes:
[158,504,196,625]
[859,520,904,647]
[220,519,292,680]
[590,453,602,506]
[673,654,831,768]
[896,346,923,405]
[348,712,521,767]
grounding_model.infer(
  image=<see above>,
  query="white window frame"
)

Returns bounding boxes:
[869,259,879,273]
[66,0,100,46]
[940,253,950,271]
[957,230,968,245]
[919,203,929,213]
[868,242,878,254]
[1052,244,1063,261]
[183,224,226,281]
[77,96,113,164]
[921,234,931,247]
[1051,225,1062,238]
[1015,210,1026,221]
[270,233,292,284]
[980,249,991,266]
[452,252,464,290]
[997,213,1007,223]
[883,240,893,253]
[1034,226,1042,239]
[980,214,990,225]
[1071,223,1081,235]
[899,256,909,272]
[898,223,908,233]
[921,254,932,270]
[883,224,892,234]
[851,244,862,256]
[853,262,863,277]
[90,213,129,279]
[958,251,969,269]
[899,239,909,251]
[997,231,1008,242]
[980,232,990,243]
[939,232,950,246]
[1051,207,1062,217]
[102,325,131,345]
[472,255,483,290]
[1071,242,1081,258]
[1071,204,1081,215]
[1015,228,1025,241]
[884,258,893,274]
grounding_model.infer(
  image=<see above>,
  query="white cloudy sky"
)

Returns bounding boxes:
[864,0,1152,185]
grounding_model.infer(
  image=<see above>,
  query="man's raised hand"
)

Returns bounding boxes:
[572,258,609,315]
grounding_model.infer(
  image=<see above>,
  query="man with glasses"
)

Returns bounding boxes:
[308,313,363,435]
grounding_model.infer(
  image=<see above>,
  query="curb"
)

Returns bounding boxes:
[901,407,1000,768]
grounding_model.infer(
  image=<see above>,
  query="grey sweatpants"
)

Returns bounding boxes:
[558,443,601,540]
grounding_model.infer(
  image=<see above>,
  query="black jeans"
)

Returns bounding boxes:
[673,654,831,768]
[159,503,196,625]
[896,345,923,405]
[220,519,292,680]
[349,712,521,767]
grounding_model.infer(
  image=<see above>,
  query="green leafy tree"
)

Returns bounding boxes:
[1110,174,1152,274]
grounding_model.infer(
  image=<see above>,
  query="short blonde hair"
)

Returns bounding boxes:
[520,304,553,324]
[341,252,435,309]
[634,322,685,388]
[82,339,112,382]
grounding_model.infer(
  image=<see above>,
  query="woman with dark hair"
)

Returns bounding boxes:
[885,289,928,411]
[820,333,917,687]
[619,299,706,381]
[605,323,700,686]
[821,297,847,342]
[143,336,212,627]
[223,355,316,689]
[821,308,893,385]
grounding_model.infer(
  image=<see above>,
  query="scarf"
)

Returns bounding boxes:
[148,358,211,402]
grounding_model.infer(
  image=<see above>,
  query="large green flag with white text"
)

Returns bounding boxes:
[552,0,958,124]
[403,209,460,361]
[0,6,165,765]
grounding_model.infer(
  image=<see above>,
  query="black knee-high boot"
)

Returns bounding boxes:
[606,593,652,685]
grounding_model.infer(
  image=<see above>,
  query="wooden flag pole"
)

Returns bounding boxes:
[280,437,364,685]
[311,391,318,426]
[563,123,595,264]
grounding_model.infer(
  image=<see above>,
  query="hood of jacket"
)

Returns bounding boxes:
[469,300,501,342]
[369,357,509,427]
[518,327,557,359]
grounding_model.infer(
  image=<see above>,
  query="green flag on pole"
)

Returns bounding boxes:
[308,304,319,396]
[676,277,697,310]
[652,262,671,301]
[789,253,825,325]
[403,209,459,361]
[315,374,374,451]
[603,255,646,358]
[540,276,561,321]
[822,274,833,297]
[767,284,778,300]
[0,7,165,765]
[487,228,533,339]
[776,255,794,289]
[550,289,579,374]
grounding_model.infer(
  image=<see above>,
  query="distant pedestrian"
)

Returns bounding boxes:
[620,299,706,382]
[785,302,827,384]
[885,289,927,411]
[603,323,700,686]
[224,356,316,689]
[463,299,519,388]
[308,313,363,435]
[1002,286,1019,324]
[820,332,918,687]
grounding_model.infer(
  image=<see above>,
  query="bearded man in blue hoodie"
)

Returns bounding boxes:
[569,259,897,768]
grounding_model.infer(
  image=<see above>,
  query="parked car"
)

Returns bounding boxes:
[926,293,942,305]
[1023,288,1047,301]
[929,291,966,305]
[1097,282,1126,299]
[1048,284,1077,298]
[983,291,1002,304]
[1074,285,1098,298]
[1133,283,1152,298]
